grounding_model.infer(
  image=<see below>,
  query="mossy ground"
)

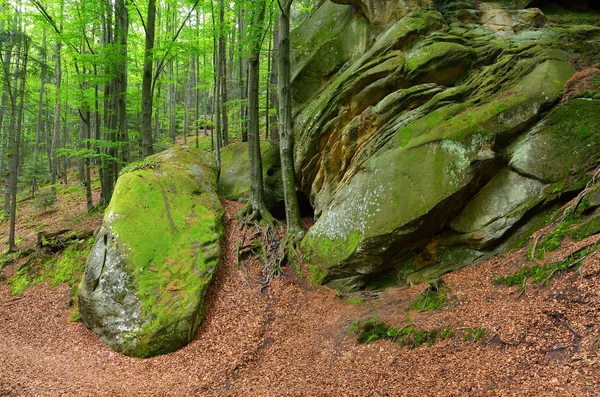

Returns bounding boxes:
[8,238,94,320]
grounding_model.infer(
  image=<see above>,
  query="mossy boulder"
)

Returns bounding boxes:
[218,141,284,214]
[78,147,224,357]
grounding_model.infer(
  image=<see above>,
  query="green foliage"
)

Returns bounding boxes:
[462,327,487,342]
[8,238,93,297]
[410,283,448,312]
[119,157,161,176]
[33,189,57,214]
[351,317,448,348]
[345,296,362,305]
[356,317,391,344]
[9,267,31,296]
[495,246,594,288]
[440,326,454,340]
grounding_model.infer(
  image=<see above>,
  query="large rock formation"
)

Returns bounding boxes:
[295,0,600,290]
[78,147,224,357]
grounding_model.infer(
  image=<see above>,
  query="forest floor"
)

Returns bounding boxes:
[1,172,600,396]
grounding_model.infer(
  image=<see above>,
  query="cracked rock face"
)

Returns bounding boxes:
[294,1,600,290]
[78,147,224,357]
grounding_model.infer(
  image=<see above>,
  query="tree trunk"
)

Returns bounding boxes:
[10,36,28,250]
[50,40,62,188]
[0,43,11,183]
[269,13,279,141]
[212,0,222,171]
[278,0,305,235]
[31,29,47,195]
[246,0,272,222]
[116,0,128,165]
[140,0,156,157]
[238,6,247,142]
[219,0,228,146]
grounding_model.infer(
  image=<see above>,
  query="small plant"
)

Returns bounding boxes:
[410,279,448,312]
[352,317,443,348]
[33,189,57,214]
[345,296,362,305]
[462,327,487,342]
[440,326,454,340]
[357,317,391,344]
[474,328,487,342]
[9,267,31,296]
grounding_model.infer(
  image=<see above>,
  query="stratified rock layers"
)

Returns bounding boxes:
[295,1,600,290]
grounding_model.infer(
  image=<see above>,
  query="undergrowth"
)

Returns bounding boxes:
[495,246,594,289]
[350,317,486,348]
[8,238,94,321]
[410,281,448,312]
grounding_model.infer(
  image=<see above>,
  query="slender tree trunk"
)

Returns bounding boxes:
[141,0,156,157]
[0,66,10,182]
[82,109,93,211]
[246,0,272,222]
[211,0,221,170]
[266,26,271,140]
[8,32,28,251]
[269,13,279,141]
[50,41,62,188]
[219,0,228,146]
[278,0,305,235]
[238,6,247,142]
[116,0,128,164]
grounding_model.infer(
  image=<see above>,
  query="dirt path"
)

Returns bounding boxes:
[1,200,600,396]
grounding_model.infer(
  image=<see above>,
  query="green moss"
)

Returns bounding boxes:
[99,148,223,355]
[308,264,327,285]
[495,246,595,288]
[356,317,391,344]
[345,296,362,305]
[119,157,161,176]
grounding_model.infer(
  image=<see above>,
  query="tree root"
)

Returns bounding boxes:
[237,203,282,289]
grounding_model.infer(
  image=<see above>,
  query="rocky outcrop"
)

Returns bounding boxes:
[295,0,600,290]
[218,141,284,215]
[78,147,223,357]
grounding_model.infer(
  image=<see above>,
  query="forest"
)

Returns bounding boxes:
[1,0,600,395]
[0,0,314,251]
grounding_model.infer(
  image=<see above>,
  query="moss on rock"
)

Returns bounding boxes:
[78,147,224,357]
[218,141,284,214]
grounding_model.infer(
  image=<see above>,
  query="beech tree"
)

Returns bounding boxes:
[277,0,305,241]
[241,0,273,225]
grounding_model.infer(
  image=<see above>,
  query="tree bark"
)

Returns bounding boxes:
[238,6,247,142]
[116,0,128,164]
[278,0,305,235]
[219,0,228,146]
[246,0,272,223]
[50,40,62,187]
[269,12,279,141]
[32,30,47,195]
[140,0,156,157]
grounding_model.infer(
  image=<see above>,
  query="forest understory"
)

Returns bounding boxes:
[1,172,600,396]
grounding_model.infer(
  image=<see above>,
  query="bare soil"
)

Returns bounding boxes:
[1,196,600,396]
